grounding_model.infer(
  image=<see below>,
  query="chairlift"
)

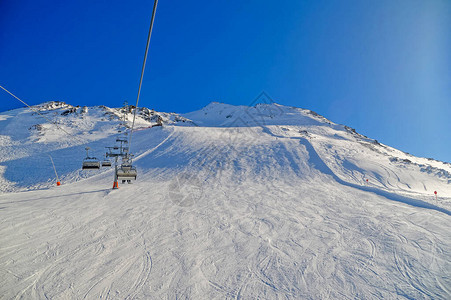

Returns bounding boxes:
[116,138,128,143]
[106,146,128,156]
[116,156,137,182]
[101,155,112,167]
[82,147,100,170]
[116,163,137,182]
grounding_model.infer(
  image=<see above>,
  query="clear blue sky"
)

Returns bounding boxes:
[1,0,450,162]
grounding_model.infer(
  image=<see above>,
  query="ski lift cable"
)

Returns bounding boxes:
[128,0,159,155]
[2,84,113,173]
[0,84,86,144]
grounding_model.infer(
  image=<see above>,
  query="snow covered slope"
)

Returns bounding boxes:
[0,101,191,192]
[185,102,451,201]
[0,102,450,299]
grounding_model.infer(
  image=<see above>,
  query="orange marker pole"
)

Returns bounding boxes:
[49,155,61,186]
[434,191,437,201]
[113,157,119,189]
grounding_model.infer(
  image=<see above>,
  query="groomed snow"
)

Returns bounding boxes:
[0,102,450,299]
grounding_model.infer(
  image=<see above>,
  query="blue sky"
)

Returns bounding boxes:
[0,0,450,162]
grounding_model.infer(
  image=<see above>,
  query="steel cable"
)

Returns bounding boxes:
[128,0,159,156]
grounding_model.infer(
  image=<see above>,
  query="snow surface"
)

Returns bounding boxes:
[0,101,450,299]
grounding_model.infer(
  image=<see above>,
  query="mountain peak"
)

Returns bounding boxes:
[183,101,335,128]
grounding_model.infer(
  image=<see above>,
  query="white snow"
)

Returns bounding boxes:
[0,102,450,299]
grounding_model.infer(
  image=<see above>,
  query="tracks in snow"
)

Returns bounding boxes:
[0,126,450,299]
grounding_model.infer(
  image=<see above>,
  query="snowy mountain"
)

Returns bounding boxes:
[0,101,450,299]
[0,101,192,192]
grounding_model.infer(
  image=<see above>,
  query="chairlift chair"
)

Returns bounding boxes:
[82,147,101,170]
[101,157,112,167]
[116,163,137,182]
[116,155,137,182]
[82,157,101,170]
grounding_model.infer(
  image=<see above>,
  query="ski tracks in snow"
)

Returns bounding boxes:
[1,125,450,299]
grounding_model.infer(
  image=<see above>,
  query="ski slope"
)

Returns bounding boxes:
[0,102,450,299]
